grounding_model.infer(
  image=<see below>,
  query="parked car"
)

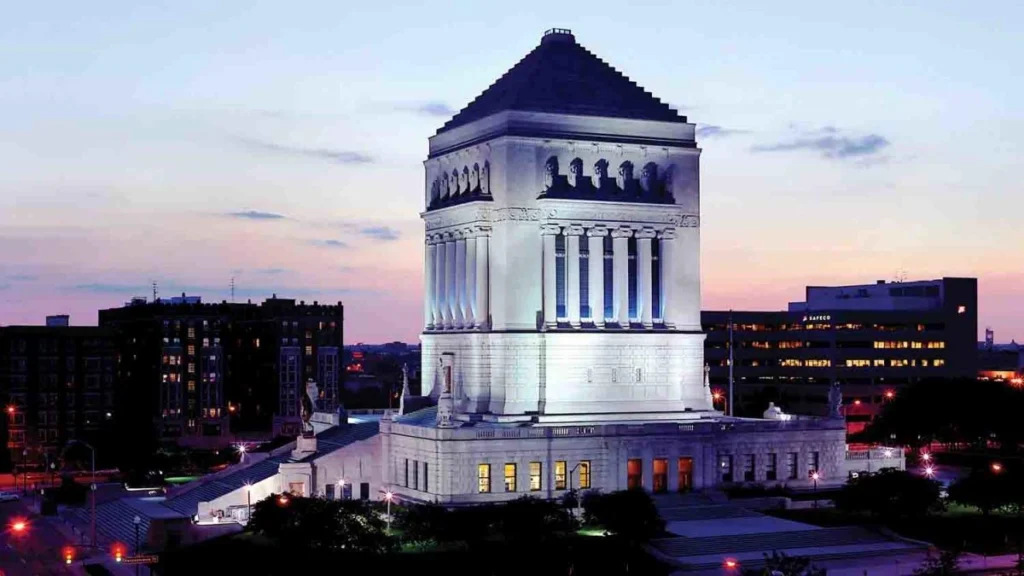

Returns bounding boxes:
[0,491,21,502]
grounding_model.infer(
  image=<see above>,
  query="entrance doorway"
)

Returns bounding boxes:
[678,458,693,492]
[653,459,668,493]
[627,459,643,489]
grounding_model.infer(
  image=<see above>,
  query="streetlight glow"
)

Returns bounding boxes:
[924,466,935,478]
[724,559,738,569]
[6,405,14,415]
[811,471,820,481]
[884,390,895,400]
[278,494,289,505]
[11,519,27,533]
[920,452,932,462]
[991,462,1003,473]
[883,449,894,458]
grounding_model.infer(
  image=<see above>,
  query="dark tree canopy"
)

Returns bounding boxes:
[582,489,665,541]
[833,468,942,519]
[247,494,395,554]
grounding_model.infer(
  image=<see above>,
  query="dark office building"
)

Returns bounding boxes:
[703,278,977,434]
[0,316,117,470]
[99,295,343,449]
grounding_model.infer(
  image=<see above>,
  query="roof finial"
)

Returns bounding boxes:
[542,28,574,43]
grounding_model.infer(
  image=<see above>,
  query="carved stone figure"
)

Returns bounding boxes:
[480,161,490,195]
[300,379,319,436]
[399,363,411,415]
[763,402,784,420]
[451,169,461,196]
[828,382,844,419]
[543,156,559,190]
[640,162,658,193]
[569,157,584,188]
[436,354,455,428]
[469,163,480,192]
[594,159,609,182]
[441,173,450,199]
[617,161,634,191]
[430,179,440,204]
[459,166,469,194]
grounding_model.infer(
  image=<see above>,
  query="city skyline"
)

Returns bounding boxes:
[2,1,1022,343]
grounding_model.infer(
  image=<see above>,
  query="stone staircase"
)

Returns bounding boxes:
[650,526,891,559]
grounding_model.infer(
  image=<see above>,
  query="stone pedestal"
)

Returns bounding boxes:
[292,435,318,459]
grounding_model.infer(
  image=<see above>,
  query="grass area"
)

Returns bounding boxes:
[766,506,1024,555]
[163,476,199,484]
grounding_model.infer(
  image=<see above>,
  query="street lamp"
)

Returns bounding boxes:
[278,494,289,506]
[923,466,936,478]
[133,515,141,575]
[236,443,247,463]
[244,482,252,523]
[383,490,394,533]
[920,452,932,463]
[21,449,28,494]
[337,479,346,500]
[991,462,1003,474]
[810,471,820,508]
[11,519,27,534]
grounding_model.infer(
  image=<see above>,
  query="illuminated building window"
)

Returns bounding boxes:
[188,381,195,392]
[555,461,567,490]
[928,342,945,349]
[202,338,209,348]
[778,341,804,349]
[579,461,591,489]
[845,360,871,367]
[255,338,260,348]
[187,328,195,339]
[921,360,929,367]
[781,359,803,367]
[504,463,517,492]
[188,363,195,374]
[627,459,642,489]
[934,359,945,367]
[305,346,313,356]
[478,464,491,493]
[805,359,831,367]
[889,359,910,367]
[530,462,542,491]
[873,359,886,367]
[911,342,923,349]
[187,345,195,356]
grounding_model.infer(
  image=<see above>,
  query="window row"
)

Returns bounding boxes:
[403,458,430,493]
[477,460,590,494]
[717,451,819,483]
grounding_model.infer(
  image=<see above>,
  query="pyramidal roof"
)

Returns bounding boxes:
[438,29,686,134]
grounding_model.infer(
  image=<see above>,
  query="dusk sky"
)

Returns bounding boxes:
[2,1,1021,344]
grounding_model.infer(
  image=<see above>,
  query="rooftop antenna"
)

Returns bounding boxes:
[894,270,908,283]
[230,277,236,303]
[152,281,158,302]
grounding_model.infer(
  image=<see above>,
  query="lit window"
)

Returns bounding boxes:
[188,363,195,374]
[957,305,966,314]
[478,464,491,493]
[188,381,195,392]
[187,328,195,339]
[934,359,946,367]
[555,461,567,490]
[579,461,591,489]
[187,345,195,356]
[305,346,313,356]
[203,338,209,348]
[529,462,542,491]
[504,463,517,492]
[255,338,260,348]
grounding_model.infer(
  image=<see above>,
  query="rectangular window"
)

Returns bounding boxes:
[187,327,195,339]
[579,240,590,319]
[404,458,409,488]
[478,464,491,493]
[627,237,637,320]
[603,236,614,320]
[423,462,428,493]
[413,459,419,489]
[579,461,591,489]
[653,458,668,493]
[719,454,734,482]
[766,454,778,481]
[809,452,820,476]
[555,460,567,490]
[530,462,542,491]
[744,455,755,482]
[359,482,369,500]
[504,463,517,492]
[187,381,195,392]
[787,453,799,480]
[627,458,643,489]
[187,345,195,356]
[651,238,661,320]
[555,234,566,319]
[678,458,693,492]
[326,483,335,500]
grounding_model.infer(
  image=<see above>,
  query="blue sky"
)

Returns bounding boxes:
[1,1,1022,342]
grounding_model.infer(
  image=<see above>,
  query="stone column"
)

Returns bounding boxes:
[435,236,448,329]
[425,239,436,330]
[465,229,477,327]
[565,225,584,328]
[455,231,467,329]
[612,227,632,327]
[659,229,675,328]
[445,233,457,329]
[541,224,561,329]
[587,227,607,328]
[636,228,656,329]
[475,227,490,329]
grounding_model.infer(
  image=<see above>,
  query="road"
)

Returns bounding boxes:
[0,499,72,576]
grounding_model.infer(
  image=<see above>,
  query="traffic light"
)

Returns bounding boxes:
[10,518,27,534]
[111,543,125,563]
[62,546,75,565]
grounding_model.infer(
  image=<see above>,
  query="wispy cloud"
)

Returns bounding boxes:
[68,281,375,297]
[5,274,38,282]
[358,226,400,241]
[752,127,890,160]
[309,239,349,249]
[392,101,455,117]
[0,284,10,291]
[254,268,287,275]
[227,210,287,220]
[696,124,748,138]
[235,137,374,165]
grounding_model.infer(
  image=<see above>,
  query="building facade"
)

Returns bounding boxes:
[704,277,978,433]
[0,318,117,469]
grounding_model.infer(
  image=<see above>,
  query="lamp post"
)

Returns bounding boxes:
[568,463,583,520]
[383,489,394,533]
[244,482,252,523]
[811,471,820,508]
[337,479,346,501]
[21,449,29,494]
[133,515,141,576]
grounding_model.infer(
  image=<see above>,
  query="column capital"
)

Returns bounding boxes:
[453,229,466,241]
[658,228,677,240]
[564,224,586,236]
[474,225,492,237]
[611,227,634,239]
[540,224,562,236]
[587,225,609,238]
[442,231,456,242]
[635,227,657,240]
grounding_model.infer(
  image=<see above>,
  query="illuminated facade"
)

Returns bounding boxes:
[704,277,978,433]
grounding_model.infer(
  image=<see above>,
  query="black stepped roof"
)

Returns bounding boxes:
[438,29,686,134]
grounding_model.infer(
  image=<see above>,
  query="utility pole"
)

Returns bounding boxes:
[728,310,734,417]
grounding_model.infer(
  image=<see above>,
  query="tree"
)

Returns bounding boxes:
[914,550,962,575]
[948,468,1014,516]
[248,494,395,554]
[499,496,575,541]
[742,551,826,576]
[834,468,942,519]
[582,489,664,541]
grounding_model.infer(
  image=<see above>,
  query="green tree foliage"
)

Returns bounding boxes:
[247,494,396,554]
[833,468,942,519]
[859,378,1024,451]
[948,467,1016,516]
[582,489,665,541]
[742,551,826,576]
[397,496,575,545]
[499,496,576,542]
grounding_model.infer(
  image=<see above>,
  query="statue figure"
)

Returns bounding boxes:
[459,166,469,195]
[300,379,319,436]
[594,159,609,182]
[436,354,455,428]
[703,364,714,409]
[763,402,784,420]
[451,169,461,196]
[640,162,658,194]
[568,158,584,188]
[399,363,412,415]
[828,382,844,419]
[480,161,490,195]
[469,163,480,192]
[430,179,440,205]
[543,156,559,190]
[617,161,634,191]
[440,173,449,200]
